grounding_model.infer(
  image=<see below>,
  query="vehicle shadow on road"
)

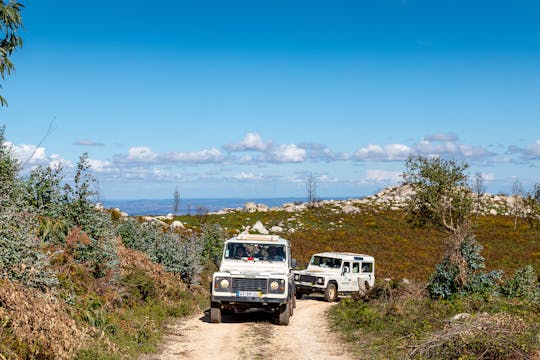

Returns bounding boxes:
[199,308,275,324]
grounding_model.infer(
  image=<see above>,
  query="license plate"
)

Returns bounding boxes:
[236,291,262,297]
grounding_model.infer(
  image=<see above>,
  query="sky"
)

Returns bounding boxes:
[1,0,540,200]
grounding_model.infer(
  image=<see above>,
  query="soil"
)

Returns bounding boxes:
[140,297,355,360]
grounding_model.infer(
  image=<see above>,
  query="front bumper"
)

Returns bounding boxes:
[295,283,325,293]
[211,295,287,306]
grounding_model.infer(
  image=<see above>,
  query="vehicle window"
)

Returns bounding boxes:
[343,261,351,272]
[361,262,373,273]
[310,256,342,268]
[224,243,286,261]
[352,262,360,273]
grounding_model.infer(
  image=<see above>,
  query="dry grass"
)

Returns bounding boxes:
[0,280,89,359]
[410,313,535,359]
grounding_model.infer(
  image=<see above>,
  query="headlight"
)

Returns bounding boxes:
[269,279,286,294]
[220,279,230,289]
[294,274,300,281]
[270,281,279,291]
[317,277,324,285]
[214,276,231,292]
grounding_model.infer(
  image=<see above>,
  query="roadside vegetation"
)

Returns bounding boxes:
[2,124,539,359]
[0,127,225,359]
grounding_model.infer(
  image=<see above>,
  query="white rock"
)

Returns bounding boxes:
[489,209,498,215]
[166,213,174,219]
[120,212,128,218]
[95,203,105,211]
[252,221,269,234]
[341,205,360,214]
[450,313,470,322]
[244,202,257,212]
[270,226,283,233]
[171,220,184,229]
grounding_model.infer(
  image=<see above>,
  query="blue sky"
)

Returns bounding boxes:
[1,0,540,199]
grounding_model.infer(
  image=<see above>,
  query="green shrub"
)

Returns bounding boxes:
[116,221,204,283]
[427,235,502,299]
[122,269,157,303]
[500,265,539,301]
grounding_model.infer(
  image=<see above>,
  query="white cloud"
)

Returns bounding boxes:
[416,140,492,160]
[361,169,402,184]
[88,159,118,173]
[480,172,495,181]
[164,148,222,164]
[121,146,223,165]
[225,132,271,152]
[508,140,540,160]
[4,141,71,169]
[354,143,411,161]
[127,146,157,163]
[230,172,262,181]
[269,144,307,163]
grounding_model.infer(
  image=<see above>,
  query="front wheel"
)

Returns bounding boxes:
[210,304,222,323]
[324,283,338,302]
[277,303,290,325]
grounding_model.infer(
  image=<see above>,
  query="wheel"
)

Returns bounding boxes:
[210,305,222,323]
[295,291,304,300]
[289,297,295,316]
[278,303,290,325]
[324,283,338,302]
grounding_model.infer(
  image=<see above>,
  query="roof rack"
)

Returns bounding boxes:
[235,233,281,241]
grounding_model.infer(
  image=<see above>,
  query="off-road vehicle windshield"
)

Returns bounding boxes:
[309,256,342,268]
[225,242,286,261]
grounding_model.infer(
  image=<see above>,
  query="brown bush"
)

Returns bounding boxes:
[117,244,189,302]
[0,280,89,359]
[410,313,535,359]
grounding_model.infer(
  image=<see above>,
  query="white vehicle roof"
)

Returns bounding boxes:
[227,233,290,246]
[312,252,374,262]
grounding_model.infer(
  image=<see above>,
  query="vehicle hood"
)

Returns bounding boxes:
[219,261,288,276]
[294,268,341,277]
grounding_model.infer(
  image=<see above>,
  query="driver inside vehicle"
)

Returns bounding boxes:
[235,245,246,259]
[266,246,284,261]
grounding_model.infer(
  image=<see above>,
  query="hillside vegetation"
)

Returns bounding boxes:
[2,126,539,359]
[0,128,224,359]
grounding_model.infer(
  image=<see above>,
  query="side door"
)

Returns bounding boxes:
[361,261,375,288]
[340,261,355,291]
[348,261,363,291]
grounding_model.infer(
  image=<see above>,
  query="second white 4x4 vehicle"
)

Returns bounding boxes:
[293,252,375,302]
[210,233,297,325]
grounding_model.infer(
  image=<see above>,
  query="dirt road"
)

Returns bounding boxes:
[141,297,354,360]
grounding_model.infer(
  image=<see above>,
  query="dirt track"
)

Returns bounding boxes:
[141,297,354,360]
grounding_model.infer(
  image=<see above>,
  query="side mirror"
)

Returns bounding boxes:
[291,258,297,268]
[342,266,350,274]
[214,255,221,266]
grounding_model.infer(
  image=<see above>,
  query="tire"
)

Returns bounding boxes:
[278,303,290,325]
[210,305,222,323]
[324,283,338,302]
[289,297,295,316]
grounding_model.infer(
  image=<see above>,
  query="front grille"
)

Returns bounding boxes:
[299,274,317,284]
[231,278,268,294]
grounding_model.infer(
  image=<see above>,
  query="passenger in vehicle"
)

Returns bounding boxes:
[235,246,246,259]
[266,246,285,261]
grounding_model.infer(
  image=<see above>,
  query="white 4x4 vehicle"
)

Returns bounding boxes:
[293,252,375,302]
[210,234,297,325]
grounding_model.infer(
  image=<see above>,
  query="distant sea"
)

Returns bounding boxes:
[102,197,354,216]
